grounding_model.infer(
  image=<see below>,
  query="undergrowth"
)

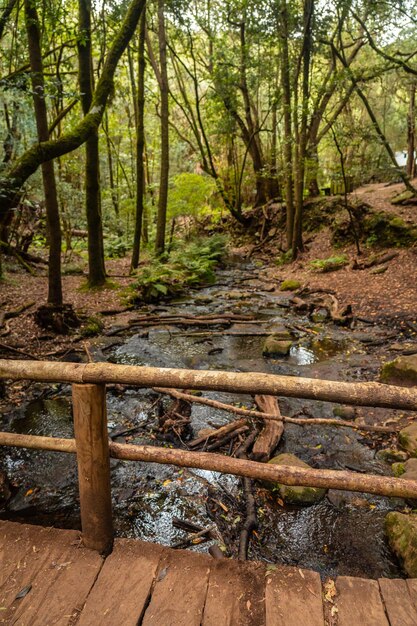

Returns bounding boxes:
[130,234,227,302]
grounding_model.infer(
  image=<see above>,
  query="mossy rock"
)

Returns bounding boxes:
[376,448,408,463]
[385,512,417,577]
[81,315,104,338]
[280,279,301,292]
[393,458,417,479]
[262,336,293,357]
[392,462,406,477]
[266,453,326,505]
[391,190,415,205]
[309,255,348,273]
[333,405,356,420]
[363,212,417,247]
[398,423,417,457]
[381,355,417,385]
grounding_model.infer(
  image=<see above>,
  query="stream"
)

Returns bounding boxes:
[0,261,410,579]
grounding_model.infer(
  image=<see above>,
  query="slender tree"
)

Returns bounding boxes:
[131,5,147,270]
[24,0,63,308]
[155,0,169,255]
[78,0,106,287]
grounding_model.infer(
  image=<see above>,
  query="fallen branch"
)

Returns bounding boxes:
[0,342,40,360]
[153,388,399,433]
[204,426,249,452]
[237,432,259,560]
[188,418,248,448]
[252,395,284,462]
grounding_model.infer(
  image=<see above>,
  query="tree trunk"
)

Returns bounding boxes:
[407,81,416,178]
[78,0,106,287]
[131,6,146,270]
[0,0,146,227]
[24,0,63,306]
[292,0,314,259]
[279,0,295,250]
[155,0,169,256]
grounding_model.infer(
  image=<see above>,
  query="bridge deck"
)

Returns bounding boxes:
[1,520,416,625]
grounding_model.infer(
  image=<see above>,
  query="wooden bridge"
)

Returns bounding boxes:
[1,359,417,624]
[2,520,417,625]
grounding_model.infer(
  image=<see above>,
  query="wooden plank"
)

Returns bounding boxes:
[265,565,324,626]
[73,383,113,553]
[379,578,417,626]
[406,579,417,613]
[335,576,389,626]
[142,548,211,626]
[203,559,265,626]
[78,538,164,626]
[0,520,42,587]
[0,522,103,625]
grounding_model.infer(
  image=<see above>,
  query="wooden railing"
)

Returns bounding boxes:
[1,358,417,553]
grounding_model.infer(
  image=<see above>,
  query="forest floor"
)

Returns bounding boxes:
[257,180,417,322]
[0,180,416,363]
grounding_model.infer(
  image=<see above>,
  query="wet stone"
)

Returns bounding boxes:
[385,512,417,577]
[392,458,417,479]
[333,405,356,421]
[376,448,409,463]
[266,453,326,506]
[380,354,417,385]
[399,423,417,457]
[262,337,293,357]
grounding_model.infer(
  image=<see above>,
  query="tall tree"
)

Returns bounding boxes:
[24,0,63,308]
[78,0,106,287]
[131,5,146,269]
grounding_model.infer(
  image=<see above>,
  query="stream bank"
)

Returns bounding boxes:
[1,260,415,579]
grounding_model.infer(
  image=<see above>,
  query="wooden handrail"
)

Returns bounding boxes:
[1,358,416,553]
[0,359,416,409]
[1,429,417,500]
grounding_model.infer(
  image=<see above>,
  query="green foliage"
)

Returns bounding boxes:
[280,279,301,291]
[168,173,217,219]
[309,255,349,273]
[275,250,293,266]
[81,315,104,337]
[131,234,227,302]
[104,234,129,258]
[363,213,417,248]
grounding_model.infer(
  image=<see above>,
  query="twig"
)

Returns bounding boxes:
[153,388,399,433]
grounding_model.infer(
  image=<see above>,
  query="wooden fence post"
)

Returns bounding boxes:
[72,383,113,553]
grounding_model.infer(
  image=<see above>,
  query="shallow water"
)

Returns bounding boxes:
[0,262,408,578]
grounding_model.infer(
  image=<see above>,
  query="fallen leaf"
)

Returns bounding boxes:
[324,579,337,603]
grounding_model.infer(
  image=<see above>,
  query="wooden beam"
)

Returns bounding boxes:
[73,383,114,554]
[2,429,417,499]
[0,359,416,410]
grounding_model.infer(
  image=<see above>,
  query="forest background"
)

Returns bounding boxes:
[0,0,417,336]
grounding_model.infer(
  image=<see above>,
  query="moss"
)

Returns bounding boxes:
[385,512,417,577]
[262,337,293,357]
[309,255,348,273]
[363,212,417,248]
[266,453,326,505]
[392,462,405,477]
[81,315,104,337]
[381,355,417,385]
[280,279,301,291]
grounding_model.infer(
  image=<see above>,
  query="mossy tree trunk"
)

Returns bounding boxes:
[24,0,63,306]
[131,5,146,271]
[78,0,106,287]
[155,0,169,256]
[0,0,146,226]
